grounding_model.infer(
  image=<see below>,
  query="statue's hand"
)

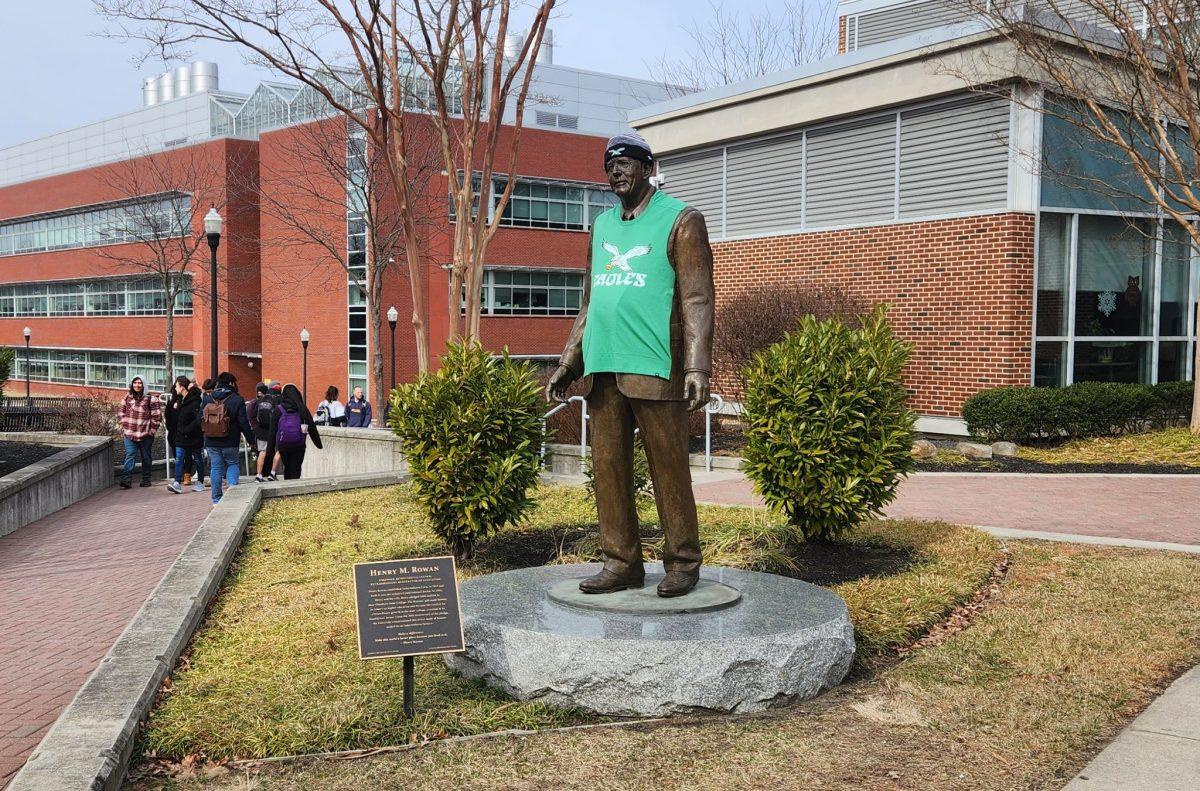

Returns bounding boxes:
[545,365,575,404]
[684,371,710,412]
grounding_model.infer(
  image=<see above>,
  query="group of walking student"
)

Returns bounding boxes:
[118,372,324,505]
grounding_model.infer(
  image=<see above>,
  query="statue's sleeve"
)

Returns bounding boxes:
[557,228,593,378]
[671,208,714,375]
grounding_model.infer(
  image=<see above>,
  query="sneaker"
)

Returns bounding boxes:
[191,482,206,493]
[139,480,153,488]
[267,472,278,481]
[119,480,132,489]
[255,475,265,483]
[167,481,182,494]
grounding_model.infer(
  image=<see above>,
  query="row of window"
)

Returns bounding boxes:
[453,174,619,232]
[0,195,191,257]
[1034,211,1198,386]
[0,276,193,318]
[11,348,195,391]
[479,269,584,316]
[347,125,369,397]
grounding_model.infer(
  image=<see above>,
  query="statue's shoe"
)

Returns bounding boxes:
[578,568,645,594]
[657,570,700,598]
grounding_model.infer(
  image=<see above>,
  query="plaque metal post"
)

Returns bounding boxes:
[403,656,415,717]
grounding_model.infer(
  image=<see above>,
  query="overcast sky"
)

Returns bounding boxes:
[0,0,823,149]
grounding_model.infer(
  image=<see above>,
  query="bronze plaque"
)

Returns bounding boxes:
[353,556,465,660]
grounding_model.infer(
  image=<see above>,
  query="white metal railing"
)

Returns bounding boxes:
[541,393,727,471]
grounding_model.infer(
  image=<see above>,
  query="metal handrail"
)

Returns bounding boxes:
[541,392,727,471]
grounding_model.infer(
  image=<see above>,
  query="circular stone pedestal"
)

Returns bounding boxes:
[445,562,855,716]
[546,575,741,615]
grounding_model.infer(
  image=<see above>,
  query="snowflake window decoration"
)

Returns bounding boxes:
[1098,290,1118,317]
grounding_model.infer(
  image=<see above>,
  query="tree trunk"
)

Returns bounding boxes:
[164,274,175,391]
[369,274,386,424]
[1192,340,1199,434]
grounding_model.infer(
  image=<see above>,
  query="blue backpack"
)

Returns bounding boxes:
[276,406,306,449]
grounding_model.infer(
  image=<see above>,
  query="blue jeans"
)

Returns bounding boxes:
[174,446,206,484]
[122,436,155,484]
[206,446,241,504]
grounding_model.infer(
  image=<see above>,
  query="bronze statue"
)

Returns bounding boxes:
[546,132,715,598]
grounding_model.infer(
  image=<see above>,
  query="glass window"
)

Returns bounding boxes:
[487,175,612,231]
[1073,340,1151,383]
[479,269,584,316]
[1074,215,1154,338]
[1036,214,1070,336]
[0,195,190,257]
[1034,341,1067,387]
[1160,222,1194,337]
[1157,341,1190,382]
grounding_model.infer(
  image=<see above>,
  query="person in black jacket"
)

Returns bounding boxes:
[203,372,257,505]
[265,383,323,480]
[167,378,206,494]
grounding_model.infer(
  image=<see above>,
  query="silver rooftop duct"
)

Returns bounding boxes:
[143,77,160,107]
[535,28,554,65]
[143,62,220,106]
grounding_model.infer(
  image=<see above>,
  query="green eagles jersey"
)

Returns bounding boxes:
[582,190,687,380]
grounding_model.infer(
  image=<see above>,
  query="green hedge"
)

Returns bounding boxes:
[962,381,1194,443]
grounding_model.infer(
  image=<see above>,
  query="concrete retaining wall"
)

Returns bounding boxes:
[0,433,113,538]
[300,427,407,479]
[299,429,740,479]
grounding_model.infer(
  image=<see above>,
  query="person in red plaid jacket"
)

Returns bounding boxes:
[118,375,162,488]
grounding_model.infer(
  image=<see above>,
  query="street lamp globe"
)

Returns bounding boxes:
[300,328,310,346]
[204,207,223,237]
[387,305,399,325]
[22,327,31,340]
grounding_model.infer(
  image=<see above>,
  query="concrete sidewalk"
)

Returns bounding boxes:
[1063,667,1200,791]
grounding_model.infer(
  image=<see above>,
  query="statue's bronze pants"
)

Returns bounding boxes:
[587,373,702,576]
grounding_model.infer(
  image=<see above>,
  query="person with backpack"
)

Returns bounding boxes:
[265,383,323,480]
[315,385,346,427]
[345,386,373,428]
[248,382,282,482]
[202,371,256,505]
[117,375,162,489]
[167,377,206,494]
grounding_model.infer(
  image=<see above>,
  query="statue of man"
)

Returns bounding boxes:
[546,132,714,598]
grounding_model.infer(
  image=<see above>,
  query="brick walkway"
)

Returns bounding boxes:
[0,483,212,788]
[693,473,1200,546]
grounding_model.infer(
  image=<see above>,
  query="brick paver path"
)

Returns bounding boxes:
[693,473,1200,545]
[0,484,212,787]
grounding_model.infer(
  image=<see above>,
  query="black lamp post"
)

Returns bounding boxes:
[300,328,310,406]
[204,207,223,382]
[387,305,398,391]
[22,326,31,402]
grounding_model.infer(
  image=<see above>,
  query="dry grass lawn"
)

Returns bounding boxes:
[131,540,1200,791]
[132,484,996,766]
[1019,428,1200,467]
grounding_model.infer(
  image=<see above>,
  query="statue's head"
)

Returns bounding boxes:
[604,133,654,201]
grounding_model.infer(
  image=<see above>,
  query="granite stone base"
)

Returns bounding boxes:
[445,562,855,716]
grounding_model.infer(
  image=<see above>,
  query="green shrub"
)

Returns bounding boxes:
[582,435,653,501]
[387,342,546,560]
[963,380,1194,442]
[741,307,916,541]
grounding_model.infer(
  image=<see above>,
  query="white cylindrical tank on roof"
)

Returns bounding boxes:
[190,61,219,93]
[143,76,159,107]
[157,71,175,102]
[535,28,554,65]
[503,32,524,59]
[174,64,193,98]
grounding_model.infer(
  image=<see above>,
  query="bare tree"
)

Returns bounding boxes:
[652,0,838,93]
[255,113,442,402]
[93,146,236,385]
[955,0,1200,431]
[95,0,555,372]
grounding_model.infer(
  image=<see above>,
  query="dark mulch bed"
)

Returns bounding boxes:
[0,441,63,478]
[916,457,1200,474]
[688,432,747,457]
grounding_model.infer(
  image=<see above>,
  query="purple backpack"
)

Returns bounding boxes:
[276,406,306,449]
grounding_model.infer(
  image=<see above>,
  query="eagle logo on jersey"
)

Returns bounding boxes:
[602,242,651,272]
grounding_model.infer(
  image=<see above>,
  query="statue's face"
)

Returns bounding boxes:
[605,156,650,200]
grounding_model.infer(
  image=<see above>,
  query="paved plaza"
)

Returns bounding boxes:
[0,484,211,787]
[693,472,1200,546]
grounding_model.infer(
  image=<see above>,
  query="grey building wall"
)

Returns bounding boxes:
[657,92,1012,240]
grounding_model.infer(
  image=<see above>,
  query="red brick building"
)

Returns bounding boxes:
[0,58,669,412]
[631,0,1198,433]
